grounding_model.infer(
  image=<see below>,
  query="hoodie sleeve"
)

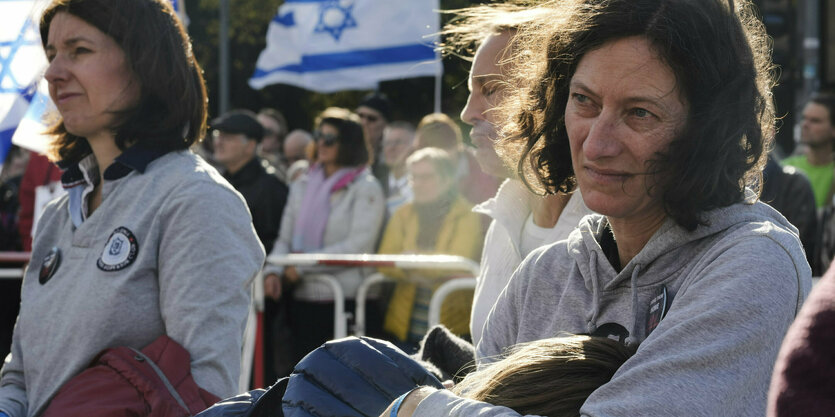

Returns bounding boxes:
[579,233,810,417]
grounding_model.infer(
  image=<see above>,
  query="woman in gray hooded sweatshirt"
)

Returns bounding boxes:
[382,0,812,416]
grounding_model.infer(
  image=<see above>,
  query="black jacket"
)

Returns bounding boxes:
[224,158,288,253]
[762,156,819,274]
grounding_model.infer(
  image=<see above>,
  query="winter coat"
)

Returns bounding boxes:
[264,167,385,301]
[378,196,483,341]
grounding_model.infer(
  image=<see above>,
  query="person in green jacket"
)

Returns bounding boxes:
[782,93,835,208]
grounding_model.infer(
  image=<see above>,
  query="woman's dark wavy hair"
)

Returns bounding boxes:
[499,0,776,230]
[314,107,370,167]
[40,0,208,164]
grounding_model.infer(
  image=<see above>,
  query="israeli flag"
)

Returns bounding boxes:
[170,0,189,27]
[250,0,442,93]
[1,0,48,160]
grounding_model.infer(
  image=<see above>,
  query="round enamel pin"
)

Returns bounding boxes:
[39,247,62,285]
[97,227,139,272]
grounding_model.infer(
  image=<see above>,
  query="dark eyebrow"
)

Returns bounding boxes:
[569,79,599,100]
[45,36,94,52]
[570,79,676,114]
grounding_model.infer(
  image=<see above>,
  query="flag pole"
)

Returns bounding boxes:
[219,0,230,114]
[433,49,442,113]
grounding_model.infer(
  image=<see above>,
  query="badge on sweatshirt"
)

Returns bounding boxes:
[646,285,669,335]
[97,227,138,271]
[591,322,630,344]
[39,247,62,285]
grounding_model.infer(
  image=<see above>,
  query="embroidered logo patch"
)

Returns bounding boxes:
[97,227,138,271]
[39,247,62,285]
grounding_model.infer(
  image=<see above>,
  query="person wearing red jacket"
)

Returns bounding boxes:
[17,152,62,252]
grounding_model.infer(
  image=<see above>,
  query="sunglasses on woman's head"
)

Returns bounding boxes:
[315,131,339,147]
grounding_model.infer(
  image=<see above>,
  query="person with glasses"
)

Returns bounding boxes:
[263,107,386,366]
[256,108,289,181]
[356,92,393,187]
[381,122,417,215]
[211,109,290,383]
[283,129,314,183]
[414,113,500,206]
[377,147,484,351]
[211,109,288,254]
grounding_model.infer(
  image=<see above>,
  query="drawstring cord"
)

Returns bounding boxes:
[625,264,641,346]
[587,251,600,334]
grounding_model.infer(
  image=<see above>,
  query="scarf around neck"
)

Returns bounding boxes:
[292,164,366,252]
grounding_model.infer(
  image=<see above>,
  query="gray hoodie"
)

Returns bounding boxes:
[415,201,811,417]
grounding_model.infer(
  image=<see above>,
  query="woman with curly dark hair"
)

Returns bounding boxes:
[383,0,812,416]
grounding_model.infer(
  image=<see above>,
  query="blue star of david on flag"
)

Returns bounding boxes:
[251,0,442,93]
[0,19,39,95]
[314,0,357,41]
[1,1,48,163]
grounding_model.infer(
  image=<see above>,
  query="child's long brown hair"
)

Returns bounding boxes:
[453,335,636,416]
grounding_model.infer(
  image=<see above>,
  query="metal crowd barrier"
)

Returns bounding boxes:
[0,252,29,280]
[264,253,480,335]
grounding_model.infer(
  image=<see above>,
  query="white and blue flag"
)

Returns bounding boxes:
[250,0,442,93]
[1,0,49,160]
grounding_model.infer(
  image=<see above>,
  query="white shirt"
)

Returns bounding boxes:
[470,179,592,346]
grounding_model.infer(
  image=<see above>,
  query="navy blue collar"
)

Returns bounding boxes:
[60,145,169,187]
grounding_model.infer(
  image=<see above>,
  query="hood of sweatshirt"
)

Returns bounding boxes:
[567,200,800,344]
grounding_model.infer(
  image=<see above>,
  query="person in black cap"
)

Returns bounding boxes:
[212,109,289,253]
[357,92,393,185]
[212,109,291,385]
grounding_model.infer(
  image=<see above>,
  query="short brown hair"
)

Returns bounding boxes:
[454,335,636,416]
[40,0,208,163]
[809,92,835,126]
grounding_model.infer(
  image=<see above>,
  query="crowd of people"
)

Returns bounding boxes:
[0,0,833,416]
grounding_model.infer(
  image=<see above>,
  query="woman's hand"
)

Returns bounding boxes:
[284,266,300,283]
[264,273,282,300]
[378,387,437,417]
[264,268,301,301]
